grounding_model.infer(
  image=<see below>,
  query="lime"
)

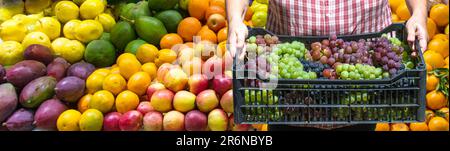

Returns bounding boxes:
[99,32,111,41]
[74,20,104,43]
[79,109,104,131]
[95,13,116,32]
[63,19,81,40]
[55,1,79,23]
[57,109,82,131]
[125,39,147,55]
[84,40,116,67]
[0,41,24,66]
[80,0,105,19]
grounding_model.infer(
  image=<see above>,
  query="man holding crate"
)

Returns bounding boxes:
[227,0,428,131]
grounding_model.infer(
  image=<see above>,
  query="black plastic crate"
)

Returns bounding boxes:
[232,24,426,124]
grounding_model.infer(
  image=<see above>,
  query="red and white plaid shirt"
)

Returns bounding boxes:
[267,0,392,36]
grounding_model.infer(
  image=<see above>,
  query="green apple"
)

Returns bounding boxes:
[179,0,189,10]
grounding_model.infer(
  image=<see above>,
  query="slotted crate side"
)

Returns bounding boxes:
[233,24,426,124]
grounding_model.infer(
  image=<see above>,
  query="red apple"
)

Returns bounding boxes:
[185,110,207,131]
[196,89,219,113]
[119,110,143,131]
[146,82,166,101]
[212,74,232,97]
[163,110,185,131]
[207,14,226,32]
[136,101,154,115]
[103,112,122,131]
[202,55,224,79]
[156,63,174,82]
[143,111,163,131]
[182,57,203,76]
[178,47,194,65]
[220,90,233,113]
[228,114,250,131]
[208,109,228,131]
[151,89,174,113]
[188,74,209,95]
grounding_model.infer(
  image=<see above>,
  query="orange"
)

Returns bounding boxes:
[426,110,435,124]
[389,0,404,12]
[136,44,159,64]
[423,50,445,69]
[116,53,136,65]
[160,33,184,50]
[141,63,157,80]
[205,5,226,20]
[426,74,439,92]
[110,66,120,74]
[102,74,127,96]
[433,34,449,41]
[396,2,410,21]
[178,17,202,42]
[158,49,177,64]
[188,0,210,21]
[430,4,449,27]
[445,57,449,65]
[427,38,449,58]
[77,94,92,113]
[426,64,433,72]
[390,123,410,131]
[217,27,227,43]
[391,14,400,22]
[428,117,449,131]
[197,27,217,44]
[245,7,254,21]
[210,0,225,9]
[375,123,390,131]
[409,122,429,131]
[426,90,448,110]
[115,90,140,113]
[427,18,437,39]
[437,108,449,121]
[127,71,151,96]
[118,57,142,80]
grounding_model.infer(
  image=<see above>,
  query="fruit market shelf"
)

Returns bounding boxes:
[233,23,427,125]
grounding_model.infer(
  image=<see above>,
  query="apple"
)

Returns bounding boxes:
[178,47,194,65]
[224,70,232,78]
[196,89,219,113]
[163,68,188,92]
[119,110,143,131]
[207,14,226,32]
[173,91,196,113]
[163,110,185,131]
[182,57,203,76]
[188,74,209,95]
[193,41,216,61]
[156,63,174,82]
[146,82,166,101]
[202,55,225,79]
[212,74,232,96]
[179,0,190,10]
[143,111,163,131]
[220,90,233,113]
[223,51,233,71]
[103,112,122,131]
[208,109,228,131]
[151,89,175,113]
[185,110,207,131]
[228,114,250,131]
[136,101,154,115]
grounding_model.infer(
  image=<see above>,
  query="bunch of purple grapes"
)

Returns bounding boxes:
[371,37,404,76]
[309,35,374,69]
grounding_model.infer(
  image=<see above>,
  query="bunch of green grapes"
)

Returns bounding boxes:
[268,41,316,79]
[335,63,389,80]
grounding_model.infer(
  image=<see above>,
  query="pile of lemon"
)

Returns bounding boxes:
[0,0,115,65]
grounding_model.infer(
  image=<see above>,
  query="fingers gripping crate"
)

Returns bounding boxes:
[232,24,427,125]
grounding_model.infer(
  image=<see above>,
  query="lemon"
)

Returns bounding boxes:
[73,0,86,6]
[0,9,13,24]
[102,73,127,96]
[95,13,116,32]
[38,17,61,40]
[55,1,79,23]
[22,31,51,49]
[115,90,140,113]
[63,19,81,40]
[141,62,157,80]
[51,38,85,63]
[0,20,27,42]
[91,68,110,77]
[80,0,105,19]
[136,44,159,64]
[158,49,177,63]
[57,109,82,131]
[25,0,52,14]
[74,20,103,43]
[0,41,24,66]
[79,109,103,131]
[86,73,106,94]
[90,90,115,113]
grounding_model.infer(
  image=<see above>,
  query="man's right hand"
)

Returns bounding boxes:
[228,20,248,60]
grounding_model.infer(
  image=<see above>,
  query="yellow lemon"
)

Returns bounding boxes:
[141,62,157,80]
[158,49,177,64]
[22,31,51,48]
[55,1,79,23]
[80,0,105,19]
[38,17,61,40]
[95,13,116,32]
[115,90,140,113]
[73,0,86,6]
[91,68,110,77]
[51,38,85,63]
[0,19,27,42]
[90,90,115,113]
[57,109,82,131]
[102,73,127,96]
[0,41,24,66]
[127,71,151,96]
[77,94,92,113]
[79,109,103,131]
[25,0,52,14]
[118,57,141,80]
[74,20,103,43]
[86,73,106,94]
[63,19,81,40]
[136,44,159,64]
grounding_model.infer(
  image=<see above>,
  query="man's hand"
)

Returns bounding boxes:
[406,13,428,52]
[228,20,248,60]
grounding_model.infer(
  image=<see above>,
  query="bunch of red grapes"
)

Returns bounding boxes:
[371,37,404,76]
